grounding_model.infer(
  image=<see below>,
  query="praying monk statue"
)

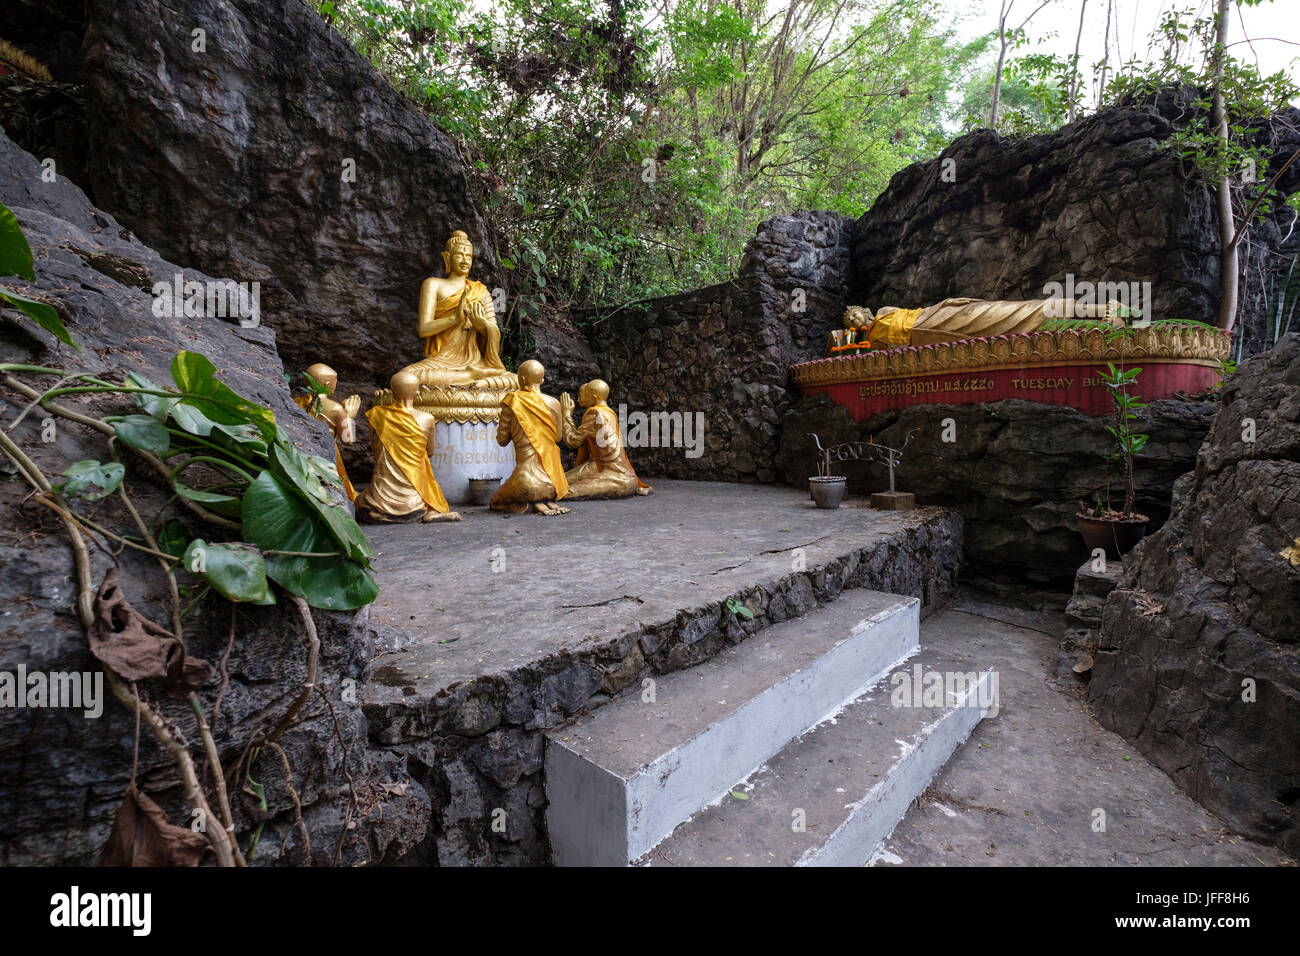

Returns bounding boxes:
[398,230,516,389]
[558,380,652,500]
[490,360,570,516]
[294,363,360,501]
[354,370,461,523]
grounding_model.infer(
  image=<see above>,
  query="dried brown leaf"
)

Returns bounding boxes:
[89,568,212,692]
[98,783,209,867]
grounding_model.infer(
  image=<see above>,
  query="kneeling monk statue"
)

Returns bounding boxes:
[490,360,570,516]
[398,230,514,389]
[294,362,360,501]
[559,380,652,500]
[355,371,461,523]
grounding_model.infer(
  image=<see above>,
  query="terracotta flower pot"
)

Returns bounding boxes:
[1078,513,1148,559]
[809,476,847,509]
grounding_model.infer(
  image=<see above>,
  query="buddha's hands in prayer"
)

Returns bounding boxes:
[559,391,575,420]
[466,294,494,333]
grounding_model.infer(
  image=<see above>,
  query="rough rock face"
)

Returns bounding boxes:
[1059,559,1121,681]
[79,0,498,389]
[0,130,428,865]
[1088,333,1300,855]
[851,93,1300,359]
[583,212,853,482]
[776,394,1215,589]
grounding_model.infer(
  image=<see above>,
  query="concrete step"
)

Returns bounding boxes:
[544,589,919,867]
[644,643,996,866]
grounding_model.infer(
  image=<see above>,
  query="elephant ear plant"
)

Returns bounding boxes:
[7,350,377,608]
[0,200,77,346]
[0,350,379,866]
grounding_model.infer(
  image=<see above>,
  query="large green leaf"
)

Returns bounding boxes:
[127,371,179,421]
[241,471,377,609]
[112,415,171,455]
[181,539,273,605]
[175,483,243,517]
[0,287,77,347]
[213,420,268,454]
[171,351,277,440]
[269,443,372,563]
[271,439,330,504]
[169,400,219,436]
[0,203,35,280]
[60,460,125,500]
[157,520,188,560]
[307,454,343,488]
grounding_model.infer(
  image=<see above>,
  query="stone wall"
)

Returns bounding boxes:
[0,131,427,865]
[583,211,854,482]
[1087,333,1300,856]
[776,394,1215,591]
[850,91,1300,359]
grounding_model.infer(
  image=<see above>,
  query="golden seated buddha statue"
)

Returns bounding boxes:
[375,230,519,422]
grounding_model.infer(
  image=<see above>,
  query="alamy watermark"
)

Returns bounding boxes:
[1,666,103,718]
[890,665,999,718]
[152,273,261,327]
[1041,273,1151,324]
[609,404,705,460]
[50,886,150,935]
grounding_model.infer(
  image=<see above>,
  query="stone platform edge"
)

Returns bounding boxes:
[363,507,964,866]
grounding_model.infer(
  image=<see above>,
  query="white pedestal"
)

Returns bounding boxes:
[429,421,515,505]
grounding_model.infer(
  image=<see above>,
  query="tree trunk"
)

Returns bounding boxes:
[1212,0,1238,331]
[1068,0,1087,123]
[990,1,1010,129]
[1097,0,1112,106]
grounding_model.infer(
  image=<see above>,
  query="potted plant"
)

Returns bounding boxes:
[809,439,847,509]
[1078,360,1150,558]
[467,475,502,506]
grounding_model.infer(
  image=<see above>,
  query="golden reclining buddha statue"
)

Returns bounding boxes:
[377,230,519,421]
[834,296,1124,352]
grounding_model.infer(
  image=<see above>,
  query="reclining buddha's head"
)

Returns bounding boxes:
[844,305,874,330]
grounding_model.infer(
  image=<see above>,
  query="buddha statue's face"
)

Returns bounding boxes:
[443,242,473,277]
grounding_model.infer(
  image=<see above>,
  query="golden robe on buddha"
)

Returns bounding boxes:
[563,402,651,500]
[294,394,357,501]
[856,297,1123,349]
[490,386,569,514]
[403,279,509,388]
[355,403,451,520]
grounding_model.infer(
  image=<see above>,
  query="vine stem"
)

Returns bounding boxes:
[3,374,241,532]
[0,428,237,866]
[113,470,248,868]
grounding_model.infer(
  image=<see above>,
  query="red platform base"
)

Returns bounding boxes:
[800,360,1218,420]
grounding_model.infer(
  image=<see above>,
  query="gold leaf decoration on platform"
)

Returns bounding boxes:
[372,382,517,424]
[792,325,1230,387]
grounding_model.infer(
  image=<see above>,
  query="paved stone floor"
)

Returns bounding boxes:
[876,591,1293,867]
[364,480,942,701]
